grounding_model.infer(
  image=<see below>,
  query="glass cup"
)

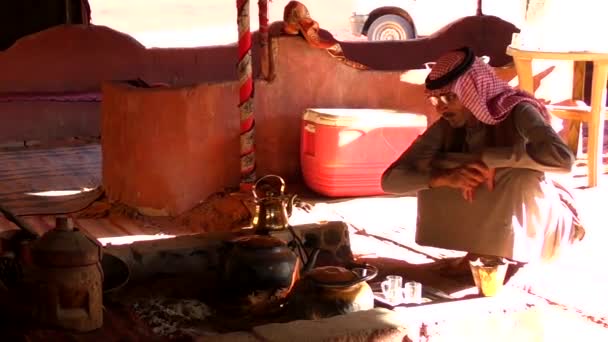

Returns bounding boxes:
[469,257,509,297]
[380,275,403,304]
[403,281,422,304]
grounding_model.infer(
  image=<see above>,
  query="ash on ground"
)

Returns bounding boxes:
[132,297,218,339]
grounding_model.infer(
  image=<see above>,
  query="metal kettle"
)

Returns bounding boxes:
[221,234,320,309]
[251,175,297,233]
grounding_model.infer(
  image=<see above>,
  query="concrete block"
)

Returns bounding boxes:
[103,221,353,281]
[253,308,411,342]
[393,288,546,342]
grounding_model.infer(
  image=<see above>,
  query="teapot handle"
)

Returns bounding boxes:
[253,174,286,199]
[311,263,379,288]
[350,263,379,283]
[286,194,297,218]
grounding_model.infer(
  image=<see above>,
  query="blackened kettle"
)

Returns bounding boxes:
[222,234,319,305]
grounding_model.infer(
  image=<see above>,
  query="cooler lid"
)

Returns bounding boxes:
[303,108,427,127]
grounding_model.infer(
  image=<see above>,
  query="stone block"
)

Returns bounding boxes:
[103,222,354,282]
[393,288,546,342]
[105,232,232,281]
[252,308,410,342]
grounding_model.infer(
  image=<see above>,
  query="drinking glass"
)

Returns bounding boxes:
[403,281,422,304]
[381,275,403,304]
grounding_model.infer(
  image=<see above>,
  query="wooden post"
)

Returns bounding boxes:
[566,61,586,156]
[258,0,270,80]
[65,0,73,23]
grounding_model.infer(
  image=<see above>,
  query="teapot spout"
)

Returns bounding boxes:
[286,194,297,218]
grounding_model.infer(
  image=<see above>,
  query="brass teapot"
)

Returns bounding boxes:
[251,175,297,233]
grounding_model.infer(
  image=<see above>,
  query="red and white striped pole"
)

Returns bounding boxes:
[237,0,256,189]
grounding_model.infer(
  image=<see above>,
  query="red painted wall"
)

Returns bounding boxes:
[99,16,525,215]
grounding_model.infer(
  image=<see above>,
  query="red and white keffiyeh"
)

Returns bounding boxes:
[425,49,550,125]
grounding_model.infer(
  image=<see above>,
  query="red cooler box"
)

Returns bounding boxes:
[300,108,427,197]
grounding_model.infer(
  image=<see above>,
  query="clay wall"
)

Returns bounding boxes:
[0,16,575,214]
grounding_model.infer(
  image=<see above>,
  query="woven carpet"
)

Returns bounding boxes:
[0,144,102,216]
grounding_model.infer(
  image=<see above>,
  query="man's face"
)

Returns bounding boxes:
[428,92,475,128]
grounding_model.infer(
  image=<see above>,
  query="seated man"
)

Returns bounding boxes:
[381,47,585,278]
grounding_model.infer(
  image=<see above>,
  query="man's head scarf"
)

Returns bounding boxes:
[425,47,550,125]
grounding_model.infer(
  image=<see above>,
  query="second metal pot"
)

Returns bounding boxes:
[284,263,378,320]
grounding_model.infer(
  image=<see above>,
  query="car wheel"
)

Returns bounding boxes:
[367,14,415,41]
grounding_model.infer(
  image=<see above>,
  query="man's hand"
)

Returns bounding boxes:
[430,161,495,201]
[462,167,495,202]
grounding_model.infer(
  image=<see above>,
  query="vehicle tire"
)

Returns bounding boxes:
[367,14,415,41]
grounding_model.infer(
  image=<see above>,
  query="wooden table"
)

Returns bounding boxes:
[506,46,608,187]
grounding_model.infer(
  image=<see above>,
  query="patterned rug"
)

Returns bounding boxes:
[0,144,102,216]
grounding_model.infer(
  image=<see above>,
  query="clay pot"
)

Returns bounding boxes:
[285,264,378,320]
[30,216,103,332]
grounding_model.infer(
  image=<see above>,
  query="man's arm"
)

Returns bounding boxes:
[381,120,445,194]
[481,102,575,173]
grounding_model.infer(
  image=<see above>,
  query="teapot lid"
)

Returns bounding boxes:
[308,266,358,285]
[253,174,286,199]
[31,216,102,267]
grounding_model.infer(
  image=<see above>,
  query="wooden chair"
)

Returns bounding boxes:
[507,47,608,187]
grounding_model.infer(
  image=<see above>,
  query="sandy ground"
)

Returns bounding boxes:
[285,170,608,340]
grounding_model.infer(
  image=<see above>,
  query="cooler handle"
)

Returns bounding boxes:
[339,129,365,146]
[302,123,316,156]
